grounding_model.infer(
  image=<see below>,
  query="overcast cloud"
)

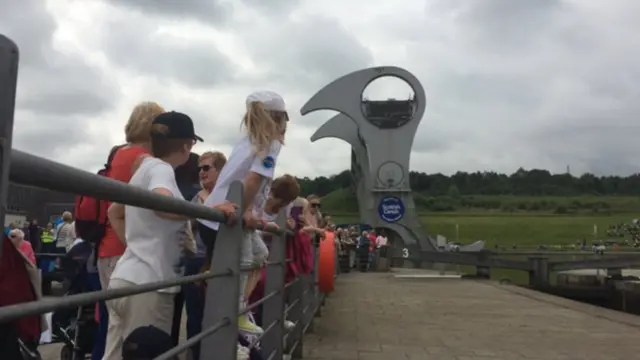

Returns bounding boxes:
[1,0,639,178]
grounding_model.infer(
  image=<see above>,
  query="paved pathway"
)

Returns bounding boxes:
[303,270,640,360]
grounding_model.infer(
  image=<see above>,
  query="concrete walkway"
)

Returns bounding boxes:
[303,270,640,360]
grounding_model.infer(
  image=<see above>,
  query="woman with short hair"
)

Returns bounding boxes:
[182,150,227,360]
[54,211,75,252]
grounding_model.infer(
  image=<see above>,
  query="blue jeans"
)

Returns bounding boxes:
[86,272,107,360]
[183,256,205,360]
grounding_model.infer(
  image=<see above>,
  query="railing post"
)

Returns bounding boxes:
[476,266,490,279]
[528,257,549,287]
[0,35,19,262]
[200,181,244,359]
[289,276,304,359]
[261,208,287,359]
[312,237,322,317]
[301,272,314,334]
[608,268,622,277]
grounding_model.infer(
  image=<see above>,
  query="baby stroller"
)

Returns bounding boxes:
[50,241,98,360]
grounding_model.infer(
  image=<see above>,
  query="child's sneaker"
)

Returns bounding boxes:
[238,314,263,335]
[284,320,295,332]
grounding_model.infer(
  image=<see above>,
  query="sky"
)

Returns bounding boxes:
[1,0,639,179]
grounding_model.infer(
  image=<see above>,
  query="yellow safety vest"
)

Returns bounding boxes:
[41,231,54,244]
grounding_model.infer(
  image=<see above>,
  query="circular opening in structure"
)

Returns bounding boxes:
[361,75,416,129]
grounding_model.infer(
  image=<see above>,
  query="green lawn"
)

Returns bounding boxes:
[333,213,638,248]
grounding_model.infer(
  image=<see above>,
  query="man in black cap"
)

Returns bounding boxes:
[103,112,238,360]
[122,325,176,360]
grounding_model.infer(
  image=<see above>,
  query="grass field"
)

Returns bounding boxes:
[332,213,638,248]
[322,189,640,214]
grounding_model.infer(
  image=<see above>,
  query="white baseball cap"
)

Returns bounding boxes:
[246,90,286,112]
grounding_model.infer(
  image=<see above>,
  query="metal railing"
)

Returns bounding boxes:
[0,35,329,360]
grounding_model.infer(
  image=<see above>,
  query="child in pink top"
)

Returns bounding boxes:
[9,229,36,265]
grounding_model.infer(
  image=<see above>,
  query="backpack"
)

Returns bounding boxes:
[73,145,124,246]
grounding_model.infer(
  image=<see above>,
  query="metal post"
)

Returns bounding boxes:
[200,181,244,359]
[0,35,19,262]
[289,276,304,359]
[528,257,549,287]
[312,237,322,317]
[261,209,287,359]
[476,266,490,279]
[302,272,314,334]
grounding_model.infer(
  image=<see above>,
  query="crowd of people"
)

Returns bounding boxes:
[2,91,349,360]
[334,227,389,272]
[4,213,78,272]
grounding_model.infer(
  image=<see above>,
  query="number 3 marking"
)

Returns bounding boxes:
[402,248,409,258]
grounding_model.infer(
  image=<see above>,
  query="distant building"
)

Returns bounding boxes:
[4,182,74,225]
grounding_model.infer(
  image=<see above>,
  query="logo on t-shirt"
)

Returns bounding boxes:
[262,156,275,169]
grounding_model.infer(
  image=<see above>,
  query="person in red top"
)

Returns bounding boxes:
[368,230,377,270]
[9,229,35,265]
[97,101,164,289]
[93,102,163,360]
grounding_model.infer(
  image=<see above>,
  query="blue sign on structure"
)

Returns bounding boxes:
[378,196,405,223]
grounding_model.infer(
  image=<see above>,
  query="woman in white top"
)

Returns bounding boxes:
[54,211,76,252]
[198,90,289,335]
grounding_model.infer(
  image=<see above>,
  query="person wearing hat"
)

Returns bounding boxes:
[198,90,289,335]
[121,325,175,360]
[103,111,238,360]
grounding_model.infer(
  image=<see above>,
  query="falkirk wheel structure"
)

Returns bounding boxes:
[301,66,438,265]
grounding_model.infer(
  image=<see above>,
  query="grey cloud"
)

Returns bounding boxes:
[0,0,116,156]
[241,0,301,15]
[397,0,640,175]
[106,0,233,25]
[244,15,374,90]
[430,0,562,51]
[100,16,237,88]
[531,122,640,176]
[1,0,115,117]
[12,110,113,172]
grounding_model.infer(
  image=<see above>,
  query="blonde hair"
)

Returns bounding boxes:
[302,200,319,228]
[200,151,227,171]
[292,197,308,208]
[243,102,287,155]
[62,211,73,222]
[125,101,165,143]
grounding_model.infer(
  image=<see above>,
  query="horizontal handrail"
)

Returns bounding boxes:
[10,149,292,235]
[549,256,640,272]
[155,318,230,360]
[0,270,227,323]
[0,258,291,323]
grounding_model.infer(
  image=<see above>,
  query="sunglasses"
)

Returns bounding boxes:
[310,203,321,208]
[198,165,212,172]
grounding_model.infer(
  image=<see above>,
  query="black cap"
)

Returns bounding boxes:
[153,111,203,142]
[122,326,175,360]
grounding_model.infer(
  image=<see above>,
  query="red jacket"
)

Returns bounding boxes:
[0,236,41,343]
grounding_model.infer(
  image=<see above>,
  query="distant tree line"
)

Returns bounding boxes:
[297,168,640,197]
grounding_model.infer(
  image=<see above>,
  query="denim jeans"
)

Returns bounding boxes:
[86,271,107,360]
[183,256,205,360]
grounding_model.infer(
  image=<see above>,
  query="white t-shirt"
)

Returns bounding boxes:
[55,222,76,250]
[261,204,292,223]
[200,136,281,230]
[110,157,186,293]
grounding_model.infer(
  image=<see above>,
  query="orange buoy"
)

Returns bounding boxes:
[317,230,336,293]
